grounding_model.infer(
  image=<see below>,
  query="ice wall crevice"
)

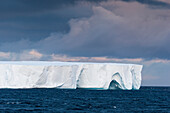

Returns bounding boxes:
[35,66,49,86]
[110,72,124,89]
[0,61,143,90]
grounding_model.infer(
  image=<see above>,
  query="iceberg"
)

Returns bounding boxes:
[0,61,143,90]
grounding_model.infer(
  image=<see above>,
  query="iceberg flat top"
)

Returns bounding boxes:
[0,61,141,66]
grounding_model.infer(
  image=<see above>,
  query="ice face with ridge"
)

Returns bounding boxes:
[0,61,143,90]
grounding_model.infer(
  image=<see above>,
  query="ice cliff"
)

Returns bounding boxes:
[0,61,143,90]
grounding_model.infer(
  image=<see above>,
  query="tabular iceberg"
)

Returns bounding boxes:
[0,61,143,90]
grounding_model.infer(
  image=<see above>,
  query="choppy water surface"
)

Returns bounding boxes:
[0,87,169,112]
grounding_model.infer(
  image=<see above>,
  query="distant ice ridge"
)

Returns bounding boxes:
[0,61,143,90]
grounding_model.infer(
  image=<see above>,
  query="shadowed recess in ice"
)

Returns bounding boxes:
[0,61,143,90]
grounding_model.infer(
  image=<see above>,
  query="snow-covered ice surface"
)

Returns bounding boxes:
[0,61,143,90]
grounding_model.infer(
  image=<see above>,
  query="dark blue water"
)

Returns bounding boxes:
[0,87,169,112]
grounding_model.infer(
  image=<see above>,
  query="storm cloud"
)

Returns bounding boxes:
[1,0,170,59]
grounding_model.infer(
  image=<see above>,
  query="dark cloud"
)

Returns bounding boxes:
[0,0,170,60]
[121,0,170,8]
[0,0,75,15]
[0,0,102,42]
[0,0,169,43]
[1,4,170,60]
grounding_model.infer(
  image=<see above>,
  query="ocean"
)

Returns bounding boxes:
[0,87,169,112]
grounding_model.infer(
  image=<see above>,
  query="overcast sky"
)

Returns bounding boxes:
[0,0,170,86]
